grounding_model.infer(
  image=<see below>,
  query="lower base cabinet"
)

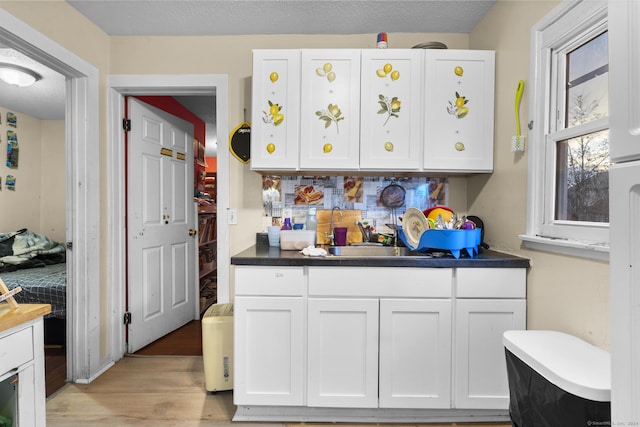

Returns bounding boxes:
[453,268,527,410]
[234,264,526,419]
[233,266,305,406]
[379,298,452,409]
[307,298,379,408]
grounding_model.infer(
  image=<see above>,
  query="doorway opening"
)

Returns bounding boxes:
[107,75,229,359]
[0,9,102,385]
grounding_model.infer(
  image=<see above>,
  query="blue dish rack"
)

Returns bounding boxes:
[398,227,482,259]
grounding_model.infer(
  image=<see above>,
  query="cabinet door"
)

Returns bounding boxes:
[360,49,423,170]
[300,49,361,170]
[251,50,301,170]
[423,50,495,173]
[609,1,640,162]
[307,298,379,408]
[379,298,452,409]
[454,299,525,409]
[234,296,305,406]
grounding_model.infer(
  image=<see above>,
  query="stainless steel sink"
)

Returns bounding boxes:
[326,245,415,257]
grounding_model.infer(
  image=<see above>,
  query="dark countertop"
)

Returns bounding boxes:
[231,245,530,268]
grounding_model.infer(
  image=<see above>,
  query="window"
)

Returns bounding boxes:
[521,0,609,261]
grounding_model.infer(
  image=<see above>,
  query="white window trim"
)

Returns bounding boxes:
[521,0,610,262]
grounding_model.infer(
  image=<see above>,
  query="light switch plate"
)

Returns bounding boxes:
[228,208,237,225]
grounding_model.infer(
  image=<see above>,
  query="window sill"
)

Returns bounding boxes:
[518,234,609,262]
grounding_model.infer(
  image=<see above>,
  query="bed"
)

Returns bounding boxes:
[1,229,67,344]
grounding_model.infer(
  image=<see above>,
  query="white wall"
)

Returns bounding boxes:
[469,0,610,350]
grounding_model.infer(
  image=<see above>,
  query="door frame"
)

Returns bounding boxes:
[107,75,229,358]
[0,10,101,382]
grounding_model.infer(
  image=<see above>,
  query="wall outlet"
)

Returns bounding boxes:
[228,208,238,225]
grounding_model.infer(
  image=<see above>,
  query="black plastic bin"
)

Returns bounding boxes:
[503,330,611,427]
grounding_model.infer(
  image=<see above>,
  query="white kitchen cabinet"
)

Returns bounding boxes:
[609,1,640,162]
[300,49,361,170]
[250,49,301,170]
[423,50,495,173]
[307,297,379,408]
[360,49,423,170]
[251,48,495,173]
[233,266,305,406]
[453,268,526,410]
[379,298,452,409]
[307,266,453,409]
[0,312,47,427]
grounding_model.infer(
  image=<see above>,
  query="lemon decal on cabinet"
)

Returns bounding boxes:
[263,100,284,126]
[455,142,465,151]
[315,62,336,82]
[269,72,279,83]
[384,141,394,152]
[266,143,276,154]
[316,103,344,134]
[378,95,401,126]
[447,92,469,119]
[376,63,400,81]
[323,143,333,153]
[454,66,464,77]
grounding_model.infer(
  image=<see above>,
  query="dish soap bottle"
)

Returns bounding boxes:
[282,218,293,230]
[305,207,317,231]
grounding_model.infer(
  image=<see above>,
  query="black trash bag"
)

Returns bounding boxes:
[505,349,610,427]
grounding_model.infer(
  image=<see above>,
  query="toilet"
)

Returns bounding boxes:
[503,330,611,427]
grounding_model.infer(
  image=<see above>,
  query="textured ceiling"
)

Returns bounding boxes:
[67,0,496,36]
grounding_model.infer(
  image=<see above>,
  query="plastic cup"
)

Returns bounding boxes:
[334,227,348,246]
[267,226,280,247]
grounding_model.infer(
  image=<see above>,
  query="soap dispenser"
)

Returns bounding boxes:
[282,218,292,230]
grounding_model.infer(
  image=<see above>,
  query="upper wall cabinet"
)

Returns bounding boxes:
[251,50,301,170]
[250,49,495,174]
[299,50,361,170]
[423,50,495,173]
[360,49,423,171]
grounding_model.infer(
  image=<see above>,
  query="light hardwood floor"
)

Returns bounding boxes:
[46,355,512,427]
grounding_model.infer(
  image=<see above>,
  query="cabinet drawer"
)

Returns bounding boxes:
[456,268,526,298]
[0,326,34,376]
[308,267,452,298]
[235,266,305,296]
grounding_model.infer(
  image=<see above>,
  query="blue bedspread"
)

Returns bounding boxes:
[1,263,67,319]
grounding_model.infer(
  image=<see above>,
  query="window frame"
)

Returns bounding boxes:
[521,0,609,261]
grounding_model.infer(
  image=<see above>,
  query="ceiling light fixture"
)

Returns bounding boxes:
[0,62,42,87]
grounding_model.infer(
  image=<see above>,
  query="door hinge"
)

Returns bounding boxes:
[66,241,73,250]
[124,312,132,325]
[123,119,131,132]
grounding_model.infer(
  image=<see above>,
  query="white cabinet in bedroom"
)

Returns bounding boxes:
[0,305,49,427]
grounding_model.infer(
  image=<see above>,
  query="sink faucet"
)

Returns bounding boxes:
[326,206,343,245]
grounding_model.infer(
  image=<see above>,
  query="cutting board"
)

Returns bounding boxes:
[316,209,362,245]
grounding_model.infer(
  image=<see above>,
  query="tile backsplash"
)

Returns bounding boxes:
[262,175,448,234]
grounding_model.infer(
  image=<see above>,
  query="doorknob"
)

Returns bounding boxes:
[188,229,197,237]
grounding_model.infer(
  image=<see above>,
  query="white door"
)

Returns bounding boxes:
[127,98,197,353]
